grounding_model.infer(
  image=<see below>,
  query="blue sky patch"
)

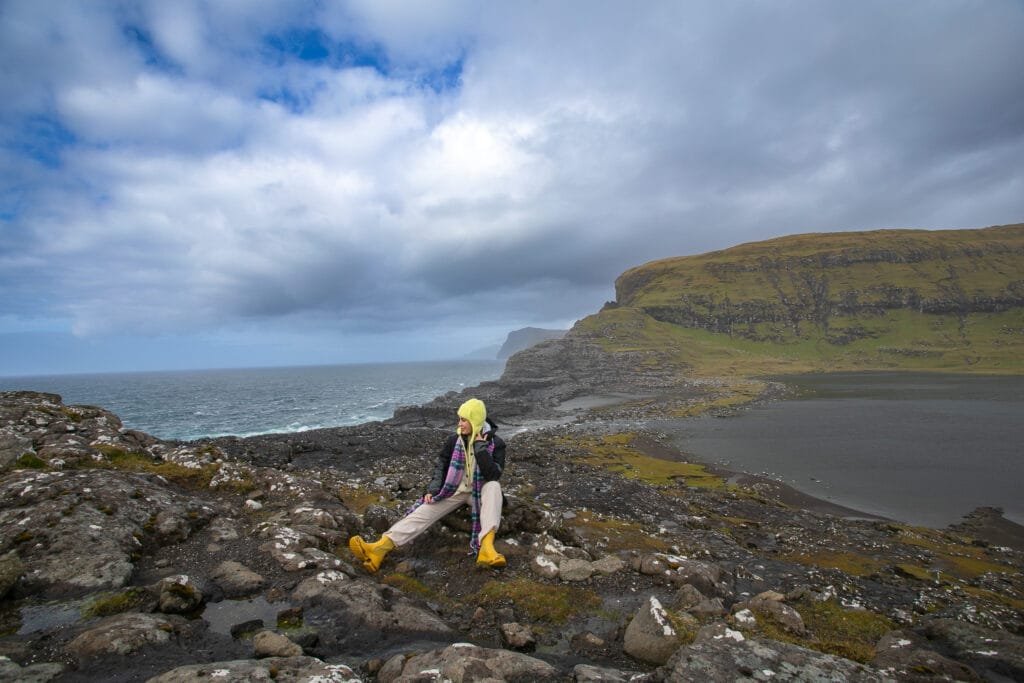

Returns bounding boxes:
[7,114,76,169]
[122,23,182,75]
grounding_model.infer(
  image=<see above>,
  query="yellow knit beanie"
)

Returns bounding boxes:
[457,398,487,441]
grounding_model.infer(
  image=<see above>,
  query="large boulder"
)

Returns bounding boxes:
[661,623,892,681]
[0,657,64,683]
[0,433,33,471]
[623,595,693,665]
[209,560,267,598]
[66,612,187,659]
[918,618,1024,682]
[0,469,214,598]
[147,656,360,682]
[154,575,204,614]
[872,630,981,682]
[252,630,303,658]
[292,571,451,637]
[0,550,25,599]
[377,643,558,682]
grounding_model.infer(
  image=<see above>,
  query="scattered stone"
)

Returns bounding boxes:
[531,554,561,579]
[674,583,705,610]
[230,619,265,639]
[208,517,240,542]
[747,590,807,636]
[560,557,595,582]
[572,663,643,682]
[209,560,266,598]
[591,554,626,575]
[276,606,304,628]
[571,631,607,653]
[361,505,397,534]
[252,630,303,658]
[154,574,204,614]
[634,553,672,576]
[499,622,536,652]
[670,558,726,596]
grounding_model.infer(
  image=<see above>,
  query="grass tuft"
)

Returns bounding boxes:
[476,578,601,624]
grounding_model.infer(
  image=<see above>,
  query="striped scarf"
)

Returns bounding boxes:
[410,436,493,552]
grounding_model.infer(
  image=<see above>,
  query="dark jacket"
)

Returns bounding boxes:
[426,418,506,496]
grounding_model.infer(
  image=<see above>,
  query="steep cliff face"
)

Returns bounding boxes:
[496,327,568,359]
[495,224,1024,386]
[613,224,1024,347]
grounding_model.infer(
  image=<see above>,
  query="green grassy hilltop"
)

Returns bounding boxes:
[575,223,1024,376]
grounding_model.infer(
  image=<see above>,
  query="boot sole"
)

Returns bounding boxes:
[348,536,369,562]
[476,558,507,569]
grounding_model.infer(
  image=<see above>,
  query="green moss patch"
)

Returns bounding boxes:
[896,528,1012,579]
[382,573,436,599]
[567,510,670,553]
[83,588,150,618]
[570,432,727,491]
[779,550,886,578]
[338,484,385,514]
[754,599,894,663]
[79,446,219,488]
[14,452,47,469]
[476,578,601,624]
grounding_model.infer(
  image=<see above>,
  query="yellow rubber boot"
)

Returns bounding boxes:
[348,535,395,573]
[476,530,506,568]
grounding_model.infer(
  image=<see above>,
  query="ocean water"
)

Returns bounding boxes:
[0,360,505,441]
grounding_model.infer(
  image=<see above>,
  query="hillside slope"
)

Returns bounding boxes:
[573,223,1024,376]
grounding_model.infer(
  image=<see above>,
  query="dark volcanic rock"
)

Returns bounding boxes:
[148,656,360,682]
[2,388,1023,682]
[918,618,1024,682]
[659,623,892,681]
[66,612,188,659]
[378,642,559,682]
[0,468,214,598]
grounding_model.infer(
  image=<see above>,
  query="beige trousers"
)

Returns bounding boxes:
[384,480,503,548]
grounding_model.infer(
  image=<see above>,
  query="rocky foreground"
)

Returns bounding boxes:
[2,389,1024,682]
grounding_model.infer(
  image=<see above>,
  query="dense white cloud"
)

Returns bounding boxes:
[1,0,1023,374]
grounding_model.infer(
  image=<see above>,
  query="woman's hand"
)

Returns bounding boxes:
[423,493,434,504]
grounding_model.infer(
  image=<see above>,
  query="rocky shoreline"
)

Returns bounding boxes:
[2,388,1024,682]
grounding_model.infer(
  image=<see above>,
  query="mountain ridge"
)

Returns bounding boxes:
[583,223,1024,377]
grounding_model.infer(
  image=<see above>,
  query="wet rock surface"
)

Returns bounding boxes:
[1,389,1022,681]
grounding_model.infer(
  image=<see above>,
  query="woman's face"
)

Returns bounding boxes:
[458,417,472,435]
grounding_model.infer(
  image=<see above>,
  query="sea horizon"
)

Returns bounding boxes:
[0,356,499,381]
[0,359,507,441]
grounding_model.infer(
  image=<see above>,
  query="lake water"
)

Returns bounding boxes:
[651,372,1024,529]
[0,360,505,441]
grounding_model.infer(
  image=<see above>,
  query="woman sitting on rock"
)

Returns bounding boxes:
[348,398,507,573]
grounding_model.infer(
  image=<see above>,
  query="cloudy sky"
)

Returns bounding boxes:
[2,1,1022,376]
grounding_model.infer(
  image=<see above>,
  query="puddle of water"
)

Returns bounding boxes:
[201,596,288,636]
[18,599,88,635]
